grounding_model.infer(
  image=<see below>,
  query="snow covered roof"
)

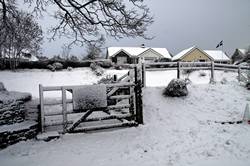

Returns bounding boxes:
[107,47,171,59]
[172,46,197,61]
[21,55,39,62]
[204,50,230,61]
[238,49,247,55]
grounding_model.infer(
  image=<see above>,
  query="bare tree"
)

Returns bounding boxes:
[85,44,102,60]
[0,9,43,69]
[61,44,72,59]
[1,0,153,46]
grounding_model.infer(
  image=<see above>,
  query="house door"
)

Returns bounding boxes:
[117,56,127,64]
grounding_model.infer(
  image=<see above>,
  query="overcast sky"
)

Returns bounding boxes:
[37,0,250,57]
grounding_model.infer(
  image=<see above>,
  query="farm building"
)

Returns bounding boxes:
[106,45,171,64]
[172,46,230,63]
[172,46,212,62]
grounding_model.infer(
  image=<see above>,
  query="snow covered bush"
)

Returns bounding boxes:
[90,62,104,76]
[163,79,188,97]
[95,60,113,68]
[47,62,64,71]
[47,64,55,71]
[67,67,73,71]
[52,62,63,71]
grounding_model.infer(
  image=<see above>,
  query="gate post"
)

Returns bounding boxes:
[210,61,215,83]
[39,84,45,133]
[62,87,67,133]
[134,66,143,124]
[142,63,146,87]
[177,62,181,79]
[113,74,117,82]
[238,66,241,81]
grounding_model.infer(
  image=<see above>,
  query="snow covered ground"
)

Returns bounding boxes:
[0,68,250,166]
[0,68,239,97]
[0,68,127,98]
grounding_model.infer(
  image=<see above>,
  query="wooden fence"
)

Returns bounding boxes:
[143,61,250,84]
[39,66,143,133]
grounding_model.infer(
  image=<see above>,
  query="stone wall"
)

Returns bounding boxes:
[0,82,39,149]
[0,100,26,126]
[0,121,38,149]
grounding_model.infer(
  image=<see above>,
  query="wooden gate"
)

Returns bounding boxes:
[39,66,143,133]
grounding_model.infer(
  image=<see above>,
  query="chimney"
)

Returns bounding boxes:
[141,44,145,48]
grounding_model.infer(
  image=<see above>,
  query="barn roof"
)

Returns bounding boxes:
[204,50,230,61]
[107,47,171,59]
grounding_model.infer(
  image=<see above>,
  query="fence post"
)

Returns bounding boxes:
[113,74,117,82]
[142,63,146,87]
[210,61,215,83]
[128,70,135,116]
[238,66,241,82]
[39,84,45,133]
[62,87,67,133]
[177,62,181,79]
[134,66,143,124]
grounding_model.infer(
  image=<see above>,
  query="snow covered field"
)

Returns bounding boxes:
[0,68,239,97]
[0,68,250,166]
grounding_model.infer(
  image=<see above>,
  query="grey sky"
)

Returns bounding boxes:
[37,0,250,57]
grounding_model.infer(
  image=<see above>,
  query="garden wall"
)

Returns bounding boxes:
[0,85,39,149]
[0,100,26,126]
[0,121,38,149]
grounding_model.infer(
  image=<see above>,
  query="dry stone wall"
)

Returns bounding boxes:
[0,82,39,149]
[0,101,26,125]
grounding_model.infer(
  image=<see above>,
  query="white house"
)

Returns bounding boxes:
[204,50,231,63]
[107,45,172,64]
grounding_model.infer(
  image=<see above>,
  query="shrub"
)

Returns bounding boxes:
[67,67,73,71]
[52,62,63,71]
[18,60,49,69]
[90,62,104,76]
[163,79,188,97]
[17,59,92,70]
[95,59,113,68]
[47,64,55,71]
